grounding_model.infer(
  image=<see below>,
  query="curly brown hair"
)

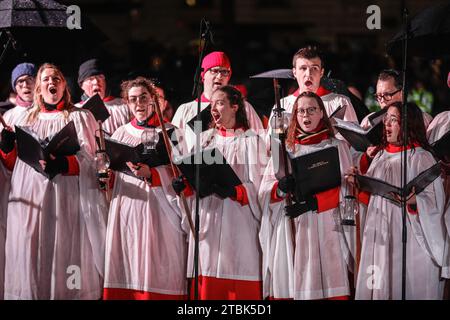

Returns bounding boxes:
[285,91,334,151]
[120,76,159,103]
[209,85,249,130]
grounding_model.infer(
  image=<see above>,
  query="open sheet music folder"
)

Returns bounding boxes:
[105,128,174,176]
[174,147,242,198]
[15,121,81,179]
[333,118,383,152]
[356,162,441,205]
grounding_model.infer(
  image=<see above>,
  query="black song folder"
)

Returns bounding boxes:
[174,147,242,198]
[105,128,173,176]
[290,146,341,199]
[15,121,81,179]
[333,118,383,152]
[356,162,441,205]
[431,130,450,160]
[186,104,212,133]
[80,93,110,123]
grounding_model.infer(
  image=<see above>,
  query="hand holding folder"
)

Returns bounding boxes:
[174,147,241,198]
[15,121,81,179]
[355,162,441,206]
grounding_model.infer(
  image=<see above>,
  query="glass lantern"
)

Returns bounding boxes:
[141,127,160,154]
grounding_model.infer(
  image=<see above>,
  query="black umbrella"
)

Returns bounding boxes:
[387,2,450,59]
[0,0,108,65]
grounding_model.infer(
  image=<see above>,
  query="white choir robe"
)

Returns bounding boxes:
[103,122,188,298]
[171,96,264,151]
[0,161,11,300]
[4,109,108,300]
[355,145,447,299]
[1,105,30,129]
[179,128,266,299]
[76,97,131,136]
[426,111,450,279]
[258,136,355,300]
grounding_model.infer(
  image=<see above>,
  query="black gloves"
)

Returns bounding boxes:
[0,129,16,153]
[44,156,69,177]
[172,176,187,195]
[285,196,318,218]
[212,184,237,199]
[277,175,295,194]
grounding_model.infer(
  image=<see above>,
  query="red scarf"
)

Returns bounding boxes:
[295,121,330,145]
[217,125,245,137]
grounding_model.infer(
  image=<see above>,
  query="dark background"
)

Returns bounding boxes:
[1,0,449,118]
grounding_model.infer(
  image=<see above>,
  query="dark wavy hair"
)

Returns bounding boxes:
[380,101,432,153]
[209,85,249,130]
[286,91,334,151]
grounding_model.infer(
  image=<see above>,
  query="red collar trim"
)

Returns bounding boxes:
[217,126,245,137]
[292,86,331,98]
[195,94,210,103]
[316,86,332,97]
[385,142,421,153]
[103,96,115,102]
[41,100,65,113]
[130,113,166,129]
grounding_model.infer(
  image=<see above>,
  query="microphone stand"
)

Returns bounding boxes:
[191,18,211,300]
[400,2,409,300]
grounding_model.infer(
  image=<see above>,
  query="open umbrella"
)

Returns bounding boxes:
[387,2,450,59]
[0,0,108,65]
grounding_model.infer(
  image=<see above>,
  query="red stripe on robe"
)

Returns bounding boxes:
[189,275,262,300]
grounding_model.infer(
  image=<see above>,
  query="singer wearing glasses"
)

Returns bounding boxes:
[259,91,354,300]
[350,102,446,299]
[103,77,188,300]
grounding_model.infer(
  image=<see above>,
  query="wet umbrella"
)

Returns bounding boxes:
[387,2,450,59]
[0,0,108,66]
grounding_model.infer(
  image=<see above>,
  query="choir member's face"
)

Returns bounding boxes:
[40,68,65,104]
[296,96,324,133]
[384,106,401,145]
[293,57,324,94]
[210,90,238,129]
[81,74,107,99]
[375,78,403,109]
[15,75,35,102]
[203,67,231,97]
[127,86,154,122]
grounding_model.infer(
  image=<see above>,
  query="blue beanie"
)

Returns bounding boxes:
[11,63,37,91]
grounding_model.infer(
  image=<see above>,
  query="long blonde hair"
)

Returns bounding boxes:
[27,63,74,123]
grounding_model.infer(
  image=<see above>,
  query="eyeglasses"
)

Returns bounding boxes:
[209,68,231,77]
[374,88,401,102]
[297,106,318,116]
[128,94,154,106]
[383,115,400,125]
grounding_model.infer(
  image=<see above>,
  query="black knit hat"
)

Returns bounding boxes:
[77,58,105,86]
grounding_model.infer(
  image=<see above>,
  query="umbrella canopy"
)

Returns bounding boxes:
[387,3,450,59]
[0,0,108,65]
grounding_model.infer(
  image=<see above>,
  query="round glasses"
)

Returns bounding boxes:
[297,106,318,117]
